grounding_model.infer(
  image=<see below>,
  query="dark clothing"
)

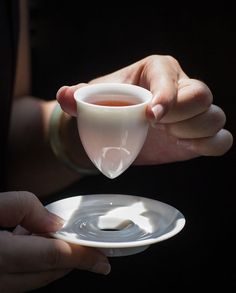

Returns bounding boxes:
[0,0,19,191]
[0,1,235,291]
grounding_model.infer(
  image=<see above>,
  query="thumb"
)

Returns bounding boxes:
[0,191,64,233]
[56,83,88,116]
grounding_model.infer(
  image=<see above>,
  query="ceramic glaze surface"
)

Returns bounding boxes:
[45,194,186,257]
[74,83,152,178]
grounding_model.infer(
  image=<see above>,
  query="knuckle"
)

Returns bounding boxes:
[14,191,38,219]
[204,129,233,156]
[17,191,37,201]
[145,54,159,61]
[16,191,37,208]
[165,55,180,67]
[191,80,213,108]
[147,54,181,70]
[209,105,226,132]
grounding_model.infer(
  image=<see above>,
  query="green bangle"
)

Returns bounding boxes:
[49,102,99,176]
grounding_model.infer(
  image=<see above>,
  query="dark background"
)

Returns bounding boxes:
[30,1,235,292]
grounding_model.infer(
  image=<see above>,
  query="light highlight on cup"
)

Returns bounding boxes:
[74,83,152,178]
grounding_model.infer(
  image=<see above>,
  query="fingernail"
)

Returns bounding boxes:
[46,211,65,229]
[91,262,111,275]
[151,92,161,107]
[151,104,164,121]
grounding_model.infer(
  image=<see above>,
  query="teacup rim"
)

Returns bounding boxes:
[74,83,153,108]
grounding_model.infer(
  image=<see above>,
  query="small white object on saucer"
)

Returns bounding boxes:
[45,194,186,257]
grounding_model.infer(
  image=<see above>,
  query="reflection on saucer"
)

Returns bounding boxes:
[97,202,153,233]
[45,194,186,257]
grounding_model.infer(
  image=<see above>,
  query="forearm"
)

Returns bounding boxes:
[6,96,89,198]
[6,1,94,197]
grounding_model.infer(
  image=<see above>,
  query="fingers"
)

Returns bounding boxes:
[154,103,233,156]
[0,269,71,293]
[56,83,88,116]
[56,55,193,123]
[56,55,188,120]
[141,56,213,125]
[55,54,233,160]
[144,55,187,120]
[159,78,213,123]
[177,129,233,156]
[0,233,110,275]
[166,104,226,139]
[0,192,64,233]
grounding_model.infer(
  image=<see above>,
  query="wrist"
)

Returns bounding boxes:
[49,103,99,176]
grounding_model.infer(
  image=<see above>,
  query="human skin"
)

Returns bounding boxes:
[2,2,110,292]
[57,54,233,166]
[3,1,233,291]
[0,192,110,292]
[7,0,233,196]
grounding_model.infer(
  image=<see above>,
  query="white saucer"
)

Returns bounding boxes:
[45,194,186,257]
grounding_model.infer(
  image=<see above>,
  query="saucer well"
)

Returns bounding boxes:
[45,194,186,257]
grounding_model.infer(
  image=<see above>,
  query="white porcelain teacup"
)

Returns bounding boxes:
[74,83,152,178]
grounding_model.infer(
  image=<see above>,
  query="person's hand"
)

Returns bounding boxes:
[0,192,110,292]
[56,55,233,165]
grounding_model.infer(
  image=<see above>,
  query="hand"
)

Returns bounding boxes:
[0,192,110,292]
[56,55,233,165]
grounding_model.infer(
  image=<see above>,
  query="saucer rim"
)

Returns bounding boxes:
[45,193,186,249]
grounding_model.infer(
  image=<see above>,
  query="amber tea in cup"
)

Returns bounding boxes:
[88,99,137,107]
[74,83,152,178]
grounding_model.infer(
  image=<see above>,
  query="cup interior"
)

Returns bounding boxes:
[73,83,152,178]
[74,83,152,107]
